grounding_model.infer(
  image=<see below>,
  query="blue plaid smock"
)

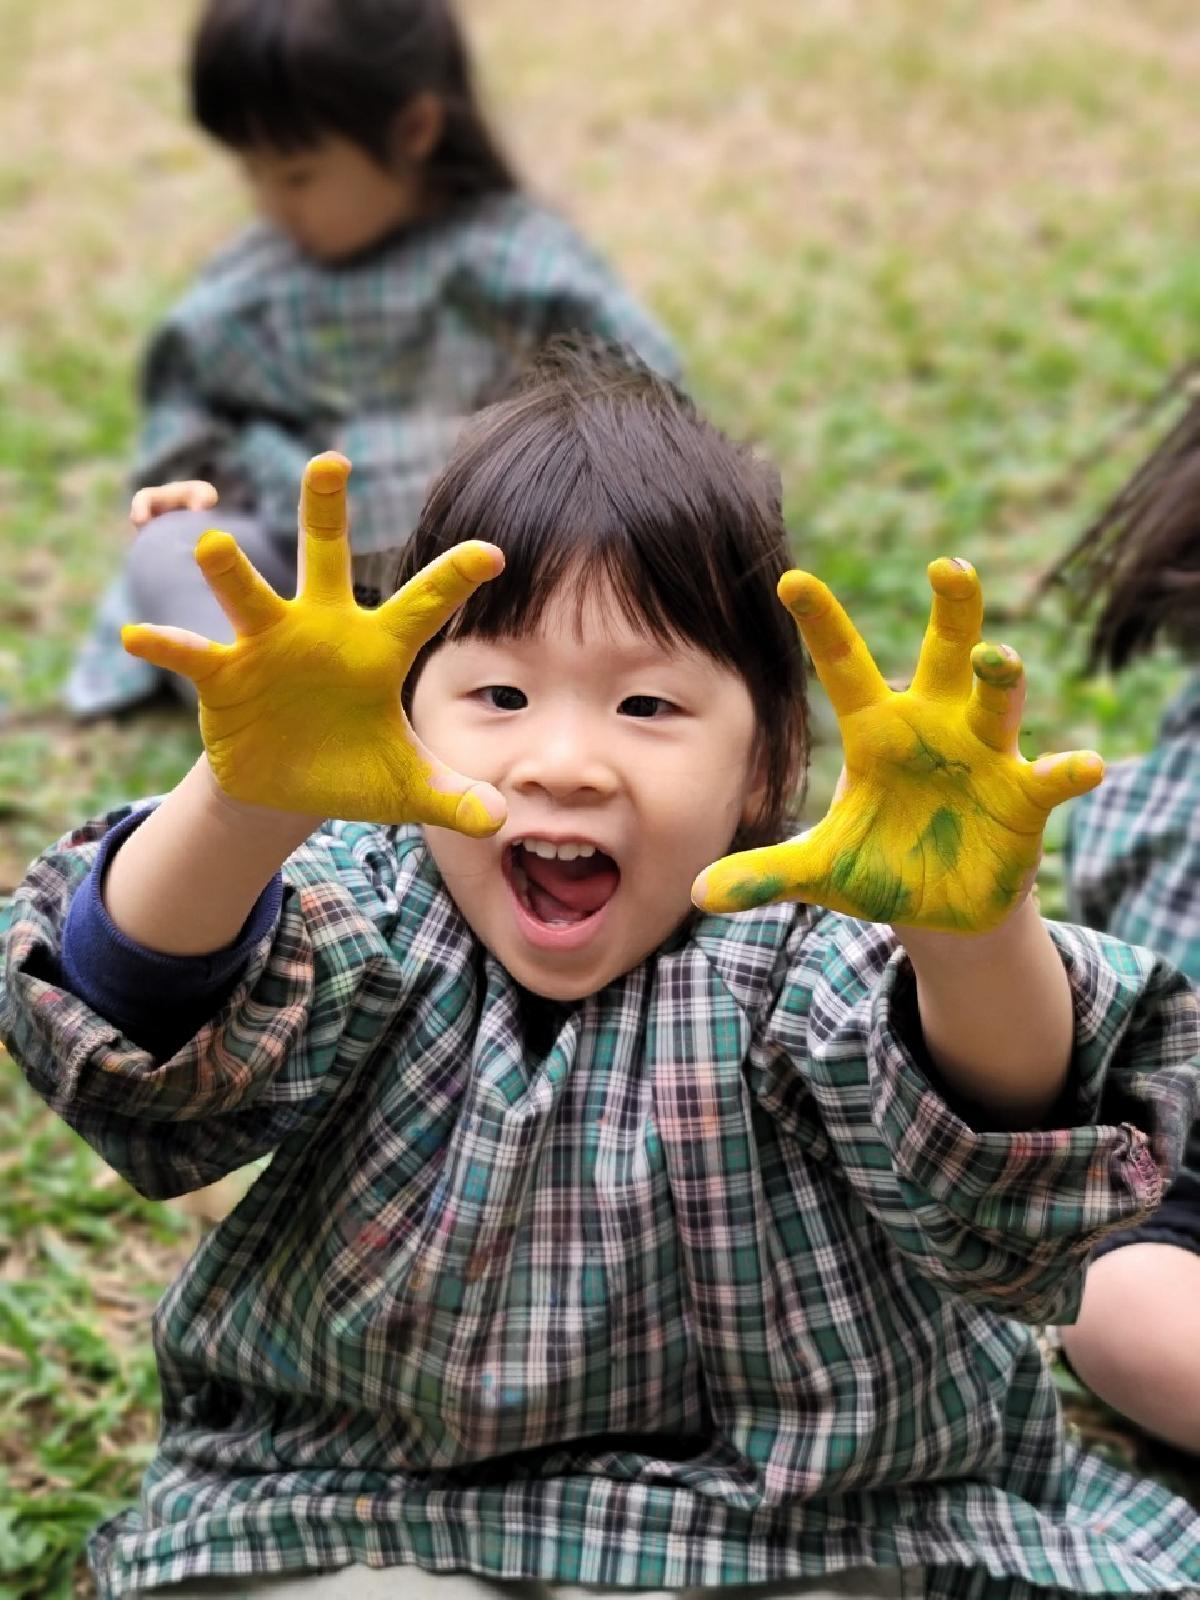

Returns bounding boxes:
[2,812,1199,1600]
[67,194,679,715]
[133,193,680,588]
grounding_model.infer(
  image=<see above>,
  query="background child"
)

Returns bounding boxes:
[67,0,679,718]
[5,347,1199,1599]
[1047,390,1200,1454]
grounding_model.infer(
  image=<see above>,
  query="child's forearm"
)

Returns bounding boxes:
[895,895,1073,1129]
[103,757,321,956]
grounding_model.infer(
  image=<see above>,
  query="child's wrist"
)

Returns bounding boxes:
[196,756,324,845]
[892,883,1040,971]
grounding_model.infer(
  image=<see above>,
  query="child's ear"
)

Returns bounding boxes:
[394,93,445,166]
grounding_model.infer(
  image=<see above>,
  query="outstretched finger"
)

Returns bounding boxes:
[691,832,824,914]
[778,571,889,720]
[911,557,984,702]
[121,622,229,684]
[1021,749,1105,812]
[965,641,1025,753]
[403,737,507,838]
[195,531,288,638]
[377,541,505,655]
[297,453,353,604]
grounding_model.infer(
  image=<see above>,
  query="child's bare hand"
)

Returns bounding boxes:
[121,452,507,833]
[130,480,219,529]
[692,559,1104,933]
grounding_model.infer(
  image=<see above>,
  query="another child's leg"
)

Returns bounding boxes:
[1060,1238,1200,1453]
[126,510,297,703]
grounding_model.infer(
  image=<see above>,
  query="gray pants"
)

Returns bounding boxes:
[146,1566,919,1598]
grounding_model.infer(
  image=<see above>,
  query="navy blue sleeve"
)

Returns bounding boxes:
[60,807,283,1060]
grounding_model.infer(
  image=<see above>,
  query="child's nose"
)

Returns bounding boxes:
[510,717,618,799]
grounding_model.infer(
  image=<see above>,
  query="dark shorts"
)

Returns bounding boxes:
[1093,1123,1200,1261]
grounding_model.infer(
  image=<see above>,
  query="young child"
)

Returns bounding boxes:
[5,347,1200,1600]
[67,0,678,718]
[1046,393,1200,1454]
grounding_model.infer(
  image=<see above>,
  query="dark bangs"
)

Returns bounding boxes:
[191,0,516,195]
[398,344,808,847]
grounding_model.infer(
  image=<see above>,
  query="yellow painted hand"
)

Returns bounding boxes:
[692,558,1103,932]
[122,453,506,833]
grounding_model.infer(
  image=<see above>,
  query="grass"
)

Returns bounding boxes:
[0,0,1198,1592]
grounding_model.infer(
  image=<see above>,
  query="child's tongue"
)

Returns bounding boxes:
[520,850,618,922]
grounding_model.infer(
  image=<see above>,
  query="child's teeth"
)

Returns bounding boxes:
[518,839,598,861]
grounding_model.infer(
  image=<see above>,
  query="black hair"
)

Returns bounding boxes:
[395,341,809,850]
[191,0,516,200]
[1046,375,1200,671]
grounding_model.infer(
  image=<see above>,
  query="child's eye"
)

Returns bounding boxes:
[618,694,675,719]
[480,685,527,711]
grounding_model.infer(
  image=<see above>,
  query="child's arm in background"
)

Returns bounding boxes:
[694,558,1103,1129]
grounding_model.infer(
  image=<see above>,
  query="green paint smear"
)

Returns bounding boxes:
[913,807,963,870]
[725,873,788,909]
[831,848,912,922]
[901,731,972,784]
[992,866,1025,910]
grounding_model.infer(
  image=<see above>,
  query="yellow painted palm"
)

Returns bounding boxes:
[122,452,506,833]
[692,558,1103,932]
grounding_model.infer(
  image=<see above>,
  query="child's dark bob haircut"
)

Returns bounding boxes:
[191,0,515,200]
[397,342,809,850]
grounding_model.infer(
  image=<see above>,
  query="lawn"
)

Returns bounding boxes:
[0,0,1198,1593]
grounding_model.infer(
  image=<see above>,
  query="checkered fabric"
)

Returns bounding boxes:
[132,194,680,573]
[1066,674,1200,985]
[1065,670,1200,1238]
[2,814,1199,1600]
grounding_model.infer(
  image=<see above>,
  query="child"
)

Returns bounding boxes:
[1046,390,1200,1454]
[5,346,1199,1600]
[66,0,679,718]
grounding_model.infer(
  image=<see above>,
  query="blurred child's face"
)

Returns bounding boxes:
[240,135,426,262]
[410,579,765,1002]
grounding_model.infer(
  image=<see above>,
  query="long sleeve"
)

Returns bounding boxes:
[59,807,283,1060]
[751,910,1200,1324]
[0,808,425,1200]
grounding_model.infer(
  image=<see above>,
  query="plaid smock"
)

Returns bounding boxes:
[1065,674,1200,984]
[1065,671,1200,1250]
[132,192,680,590]
[3,812,1200,1600]
[66,194,679,716]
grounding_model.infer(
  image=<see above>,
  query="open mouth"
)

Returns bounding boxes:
[503,838,621,939]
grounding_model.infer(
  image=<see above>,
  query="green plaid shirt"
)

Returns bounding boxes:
[133,193,679,578]
[1066,674,1200,984]
[3,814,1199,1600]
